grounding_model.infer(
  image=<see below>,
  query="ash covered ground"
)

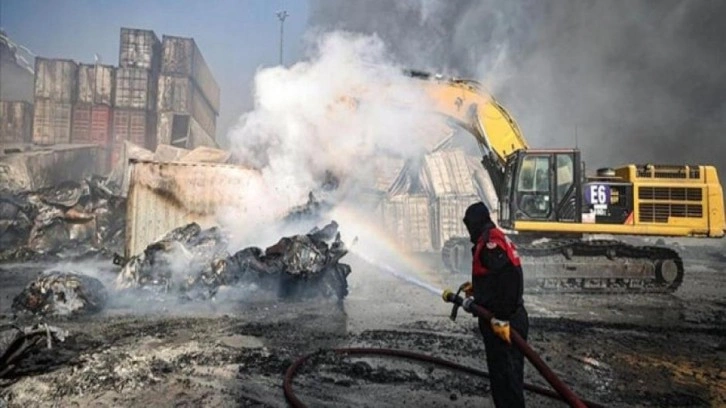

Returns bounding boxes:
[0,236,724,408]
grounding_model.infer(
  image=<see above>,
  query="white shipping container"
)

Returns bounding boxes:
[114,68,156,110]
[77,64,116,105]
[119,28,161,70]
[160,35,220,113]
[34,58,78,103]
[380,194,434,252]
[32,99,72,145]
[124,160,282,258]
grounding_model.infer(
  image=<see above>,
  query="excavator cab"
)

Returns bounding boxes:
[499,149,583,228]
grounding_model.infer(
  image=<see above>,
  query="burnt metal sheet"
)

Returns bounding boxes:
[160,35,220,113]
[0,101,33,144]
[157,112,215,148]
[71,104,113,147]
[124,160,273,258]
[157,74,217,137]
[432,194,479,250]
[32,100,72,145]
[77,64,116,105]
[34,58,78,103]
[420,149,478,197]
[114,67,157,110]
[380,194,434,252]
[119,27,161,71]
[188,116,216,148]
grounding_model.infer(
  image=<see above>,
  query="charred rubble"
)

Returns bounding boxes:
[0,177,125,263]
[12,271,108,317]
[115,220,351,302]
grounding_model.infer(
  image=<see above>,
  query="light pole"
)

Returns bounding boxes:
[276,10,289,66]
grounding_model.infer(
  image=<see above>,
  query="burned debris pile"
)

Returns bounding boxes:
[116,220,351,302]
[12,271,108,317]
[0,323,68,383]
[0,177,125,263]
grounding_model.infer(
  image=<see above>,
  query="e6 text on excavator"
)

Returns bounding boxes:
[405,69,726,294]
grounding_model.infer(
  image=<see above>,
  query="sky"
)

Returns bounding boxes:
[0,0,309,146]
[2,0,725,175]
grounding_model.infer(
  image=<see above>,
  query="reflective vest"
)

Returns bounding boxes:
[472,227,521,276]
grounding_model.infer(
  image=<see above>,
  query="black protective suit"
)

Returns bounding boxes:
[463,201,529,408]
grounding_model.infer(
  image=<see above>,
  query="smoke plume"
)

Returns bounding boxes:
[224,30,447,248]
[308,0,726,174]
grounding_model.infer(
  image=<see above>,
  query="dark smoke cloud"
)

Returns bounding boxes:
[308,0,726,175]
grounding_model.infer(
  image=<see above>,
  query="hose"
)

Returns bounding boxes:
[282,347,606,408]
[444,290,589,408]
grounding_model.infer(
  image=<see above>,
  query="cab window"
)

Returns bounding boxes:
[516,155,551,218]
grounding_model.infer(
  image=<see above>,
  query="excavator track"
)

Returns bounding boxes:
[441,237,684,294]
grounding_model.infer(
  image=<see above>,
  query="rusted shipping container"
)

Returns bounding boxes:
[32,99,72,145]
[119,27,161,70]
[114,67,157,110]
[113,108,156,149]
[124,160,285,258]
[160,35,220,113]
[77,64,116,105]
[380,194,434,252]
[71,104,113,146]
[0,101,33,144]
[34,58,78,102]
[156,74,217,137]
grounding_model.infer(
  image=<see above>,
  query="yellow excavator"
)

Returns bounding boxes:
[402,69,725,293]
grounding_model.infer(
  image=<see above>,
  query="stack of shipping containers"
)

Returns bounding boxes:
[112,28,161,168]
[71,63,115,170]
[32,58,77,145]
[156,35,219,148]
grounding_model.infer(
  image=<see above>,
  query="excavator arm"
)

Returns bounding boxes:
[410,72,528,196]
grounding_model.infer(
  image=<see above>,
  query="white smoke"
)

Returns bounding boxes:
[223,31,445,248]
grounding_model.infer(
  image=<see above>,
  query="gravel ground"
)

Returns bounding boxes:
[0,238,724,408]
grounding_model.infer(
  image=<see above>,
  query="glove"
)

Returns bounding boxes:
[459,281,474,298]
[490,318,511,344]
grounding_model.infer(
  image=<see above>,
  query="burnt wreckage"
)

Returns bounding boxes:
[115,220,351,302]
[0,177,125,262]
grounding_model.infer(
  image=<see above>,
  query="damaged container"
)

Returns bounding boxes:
[76,64,116,105]
[32,99,73,145]
[160,35,220,114]
[156,111,215,149]
[119,27,161,71]
[114,67,157,110]
[124,160,283,258]
[34,58,78,103]
[432,194,479,250]
[71,104,113,147]
[0,101,33,144]
[156,74,217,138]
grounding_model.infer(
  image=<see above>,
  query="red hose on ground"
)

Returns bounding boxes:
[445,291,589,408]
[282,347,605,408]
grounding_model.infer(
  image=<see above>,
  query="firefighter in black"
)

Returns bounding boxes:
[461,201,529,408]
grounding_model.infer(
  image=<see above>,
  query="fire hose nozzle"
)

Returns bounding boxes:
[442,288,454,303]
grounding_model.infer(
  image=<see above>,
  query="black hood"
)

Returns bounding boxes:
[463,201,494,243]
